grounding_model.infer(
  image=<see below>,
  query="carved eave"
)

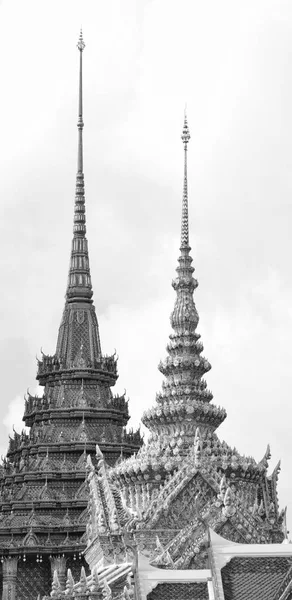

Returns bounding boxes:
[142,399,226,431]
[156,379,213,403]
[37,364,118,387]
[166,331,202,352]
[158,354,211,377]
[22,405,130,429]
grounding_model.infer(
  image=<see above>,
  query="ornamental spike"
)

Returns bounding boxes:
[65,30,93,304]
[66,569,75,594]
[80,566,88,592]
[77,29,85,173]
[181,109,191,248]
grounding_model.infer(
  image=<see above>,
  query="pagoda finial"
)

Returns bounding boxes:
[181,108,191,248]
[77,29,85,177]
[77,29,85,52]
[64,31,93,303]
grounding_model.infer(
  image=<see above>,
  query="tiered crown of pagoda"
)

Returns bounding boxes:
[36,35,117,386]
[39,33,100,377]
[142,113,226,447]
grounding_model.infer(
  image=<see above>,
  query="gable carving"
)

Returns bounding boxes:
[155,473,215,529]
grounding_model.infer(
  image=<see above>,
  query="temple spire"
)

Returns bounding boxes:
[181,108,191,248]
[66,30,93,303]
[141,111,224,452]
[77,30,85,174]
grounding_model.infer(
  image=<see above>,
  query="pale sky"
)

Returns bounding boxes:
[0,0,292,527]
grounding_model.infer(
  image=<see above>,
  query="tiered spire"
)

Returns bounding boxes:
[54,32,102,367]
[35,31,142,442]
[142,112,226,446]
[67,29,93,304]
[180,109,190,248]
[170,111,199,332]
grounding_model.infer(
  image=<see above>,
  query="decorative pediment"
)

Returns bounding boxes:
[75,418,91,443]
[62,508,73,527]
[26,508,39,527]
[23,528,39,547]
[39,482,57,501]
[148,471,216,530]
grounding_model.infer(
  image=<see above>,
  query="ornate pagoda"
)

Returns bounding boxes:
[75,111,287,597]
[0,32,142,600]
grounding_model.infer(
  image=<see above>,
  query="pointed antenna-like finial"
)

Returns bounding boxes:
[181,108,191,248]
[76,29,85,176]
[64,30,93,304]
[77,29,85,52]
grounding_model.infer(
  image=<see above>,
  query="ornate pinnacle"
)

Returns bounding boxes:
[77,31,85,170]
[63,30,93,303]
[181,107,191,145]
[77,29,85,52]
[181,109,191,248]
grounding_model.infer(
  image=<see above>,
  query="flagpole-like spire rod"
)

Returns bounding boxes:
[181,108,191,248]
[72,28,87,240]
[77,29,85,173]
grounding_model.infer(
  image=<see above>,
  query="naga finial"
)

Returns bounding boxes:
[77,29,85,52]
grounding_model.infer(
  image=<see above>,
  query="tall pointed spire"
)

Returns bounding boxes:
[142,111,226,450]
[66,29,93,304]
[77,30,85,176]
[55,31,102,366]
[171,112,198,332]
[181,108,191,248]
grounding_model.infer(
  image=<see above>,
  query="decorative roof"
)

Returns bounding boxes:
[85,436,285,572]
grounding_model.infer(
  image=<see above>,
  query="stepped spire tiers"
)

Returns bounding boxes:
[0,34,141,600]
[66,30,93,305]
[55,30,99,367]
[142,113,226,449]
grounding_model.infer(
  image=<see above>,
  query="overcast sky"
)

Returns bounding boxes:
[0,0,292,528]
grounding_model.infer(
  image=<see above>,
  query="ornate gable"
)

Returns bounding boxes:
[152,472,215,529]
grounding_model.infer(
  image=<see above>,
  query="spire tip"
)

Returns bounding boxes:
[181,108,190,145]
[77,29,85,52]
